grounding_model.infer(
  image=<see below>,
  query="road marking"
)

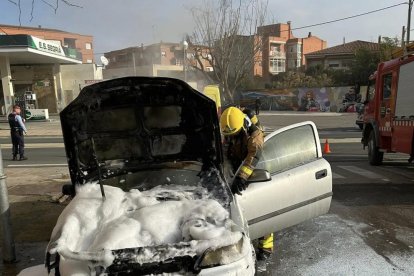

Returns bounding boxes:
[259,112,343,117]
[333,172,345,179]
[7,164,68,168]
[263,129,361,144]
[321,138,360,144]
[1,143,64,149]
[338,165,384,179]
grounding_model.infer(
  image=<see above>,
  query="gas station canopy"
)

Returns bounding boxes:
[0,34,82,65]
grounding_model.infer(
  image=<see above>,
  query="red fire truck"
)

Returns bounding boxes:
[361,50,414,165]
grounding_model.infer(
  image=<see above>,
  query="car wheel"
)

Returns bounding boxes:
[368,131,383,165]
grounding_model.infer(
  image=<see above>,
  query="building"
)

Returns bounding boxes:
[103,42,211,87]
[0,24,94,63]
[305,40,381,70]
[0,25,100,114]
[103,22,327,85]
[254,22,327,77]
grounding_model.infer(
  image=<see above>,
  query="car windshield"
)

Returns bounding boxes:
[102,165,202,191]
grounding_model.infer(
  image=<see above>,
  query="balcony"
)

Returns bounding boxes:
[269,50,286,59]
[63,47,83,60]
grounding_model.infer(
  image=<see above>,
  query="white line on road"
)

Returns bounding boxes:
[1,143,64,149]
[337,165,384,179]
[259,112,344,117]
[333,172,345,179]
[320,138,360,144]
[7,164,68,168]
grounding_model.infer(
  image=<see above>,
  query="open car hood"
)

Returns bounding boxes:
[60,77,223,185]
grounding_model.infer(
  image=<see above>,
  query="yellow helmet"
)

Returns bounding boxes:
[220,107,248,136]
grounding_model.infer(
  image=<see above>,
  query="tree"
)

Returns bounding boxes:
[5,0,81,24]
[271,71,333,89]
[379,36,400,61]
[349,47,380,86]
[190,0,268,101]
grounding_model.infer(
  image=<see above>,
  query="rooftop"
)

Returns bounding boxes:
[306,40,380,56]
[0,23,92,37]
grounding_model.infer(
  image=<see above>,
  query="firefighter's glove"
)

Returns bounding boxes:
[231,176,248,195]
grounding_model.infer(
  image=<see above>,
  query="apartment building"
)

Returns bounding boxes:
[254,22,327,77]
[103,41,211,83]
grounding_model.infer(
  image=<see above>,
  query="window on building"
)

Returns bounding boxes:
[161,51,166,57]
[328,63,339,68]
[270,58,285,73]
[85,43,92,50]
[64,38,76,49]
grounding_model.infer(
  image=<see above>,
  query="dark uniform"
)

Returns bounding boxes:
[8,112,27,160]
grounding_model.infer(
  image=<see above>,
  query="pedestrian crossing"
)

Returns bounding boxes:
[331,164,413,183]
[337,166,384,179]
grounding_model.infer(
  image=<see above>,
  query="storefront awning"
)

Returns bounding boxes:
[0,34,82,65]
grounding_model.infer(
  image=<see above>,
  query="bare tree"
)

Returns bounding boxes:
[190,0,267,101]
[6,0,82,25]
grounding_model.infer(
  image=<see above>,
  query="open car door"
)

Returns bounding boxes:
[238,121,332,240]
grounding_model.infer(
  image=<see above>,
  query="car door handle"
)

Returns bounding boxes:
[315,169,327,180]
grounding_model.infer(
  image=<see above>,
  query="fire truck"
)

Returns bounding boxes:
[362,47,414,165]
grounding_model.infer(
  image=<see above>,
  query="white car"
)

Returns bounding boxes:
[25,77,332,275]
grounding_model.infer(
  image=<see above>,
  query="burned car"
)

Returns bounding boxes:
[44,77,332,275]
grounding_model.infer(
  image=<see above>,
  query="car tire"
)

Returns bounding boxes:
[368,131,383,165]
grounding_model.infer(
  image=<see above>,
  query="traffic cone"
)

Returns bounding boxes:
[324,139,331,154]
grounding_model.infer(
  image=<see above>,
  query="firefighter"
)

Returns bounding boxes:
[8,105,28,161]
[219,106,273,262]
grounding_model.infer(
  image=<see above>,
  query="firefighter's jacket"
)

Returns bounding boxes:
[227,126,264,180]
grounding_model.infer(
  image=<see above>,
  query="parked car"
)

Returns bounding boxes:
[41,77,332,275]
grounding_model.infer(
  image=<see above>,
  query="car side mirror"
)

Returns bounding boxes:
[247,169,271,183]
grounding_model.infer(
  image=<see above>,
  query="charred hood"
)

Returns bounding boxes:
[60,77,223,185]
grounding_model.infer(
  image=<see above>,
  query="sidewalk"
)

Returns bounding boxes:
[0,115,62,138]
[0,116,68,274]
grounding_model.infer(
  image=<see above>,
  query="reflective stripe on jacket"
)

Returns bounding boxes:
[227,128,264,180]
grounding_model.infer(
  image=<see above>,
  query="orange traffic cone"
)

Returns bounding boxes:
[324,139,331,154]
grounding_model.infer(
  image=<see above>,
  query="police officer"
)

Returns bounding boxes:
[219,106,273,263]
[8,105,28,161]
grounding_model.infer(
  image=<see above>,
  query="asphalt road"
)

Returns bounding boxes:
[2,111,414,275]
[257,112,414,275]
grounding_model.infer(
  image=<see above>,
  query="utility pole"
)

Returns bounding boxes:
[407,0,414,43]
[0,145,16,263]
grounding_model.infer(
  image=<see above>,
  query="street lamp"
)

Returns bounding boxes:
[183,40,188,82]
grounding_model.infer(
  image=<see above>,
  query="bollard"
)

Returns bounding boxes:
[0,145,16,263]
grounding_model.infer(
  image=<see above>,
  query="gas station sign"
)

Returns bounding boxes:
[31,36,66,57]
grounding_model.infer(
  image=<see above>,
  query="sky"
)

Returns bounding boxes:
[0,0,410,61]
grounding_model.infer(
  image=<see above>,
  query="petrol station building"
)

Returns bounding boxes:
[0,25,100,117]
